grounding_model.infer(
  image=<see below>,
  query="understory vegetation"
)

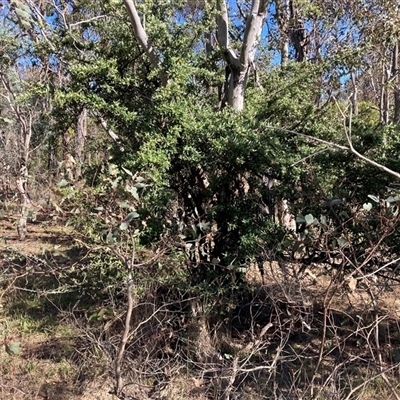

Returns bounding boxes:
[2,1,400,399]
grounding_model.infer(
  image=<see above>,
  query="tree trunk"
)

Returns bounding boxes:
[62,129,74,181]
[380,65,390,124]
[17,114,33,240]
[74,107,87,179]
[228,67,250,112]
[351,72,358,116]
[122,0,168,86]
[16,167,30,241]
[123,0,267,111]
[274,0,290,66]
[393,41,400,124]
[288,1,306,62]
[217,0,268,111]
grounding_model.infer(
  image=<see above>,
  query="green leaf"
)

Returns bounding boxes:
[15,8,31,20]
[18,18,31,30]
[363,202,372,211]
[108,163,119,176]
[305,214,314,225]
[329,199,342,206]
[121,166,133,176]
[134,182,148,189]
[57,179,69,188]
[338,237,346,247]
[386,195,400,203]
[88,312,98,322]
[6,342,20,356]
[120,212,139,230]
[18,3,32,14]
[127,186,139,201]
[106,231,116,243]
[197,221,210,232]
[368,195,379,203]
[111,177,121,189]
[118,201,130,208]
[296,215,306,223]
[119,221,129,231]
[125,212,139,222]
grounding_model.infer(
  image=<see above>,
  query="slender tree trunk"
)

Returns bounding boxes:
[380,64,390,124]
[17,116,33,240]
[351,72,358,116]
[275,0,290,66]
[0,72,34,239]
[62,129,74,181]
[16,167,30,241]
[288,0,306,62]
[393,41,400,123]
[205,32,214,94]
[74,107,87,179]
[123,0,267,111]
[123,0,168,86]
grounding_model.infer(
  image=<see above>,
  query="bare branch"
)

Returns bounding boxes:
[343,363,400,400]
[334,97,400,180]
[263,125,349,151]
[69,15,107,27]
[91,111,125,152]
[356,256,400,281]
[122,0,168,86]
[216,0,239,66]
[265,122,400,180]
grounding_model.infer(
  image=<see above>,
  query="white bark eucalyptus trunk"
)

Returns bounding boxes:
[74,107,87,179]
[16,116,33,241]
[0,72,34,240]
[122,0,168,87]
[217,0,268,111]
[393,41,400,124]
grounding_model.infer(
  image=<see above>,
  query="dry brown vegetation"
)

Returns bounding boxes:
[2,208,400,400]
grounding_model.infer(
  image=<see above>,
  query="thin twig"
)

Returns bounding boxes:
[334,97,400,180]
[343,363,400,400]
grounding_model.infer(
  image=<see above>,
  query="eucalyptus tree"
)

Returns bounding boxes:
[123,0,268,111]
[0,6,55,237]
[3,0,105,182]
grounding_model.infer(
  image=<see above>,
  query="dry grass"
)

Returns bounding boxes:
[2,211,400,399]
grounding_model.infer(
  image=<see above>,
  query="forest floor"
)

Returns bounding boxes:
[2,209,400,399]
[0,212,118,400]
